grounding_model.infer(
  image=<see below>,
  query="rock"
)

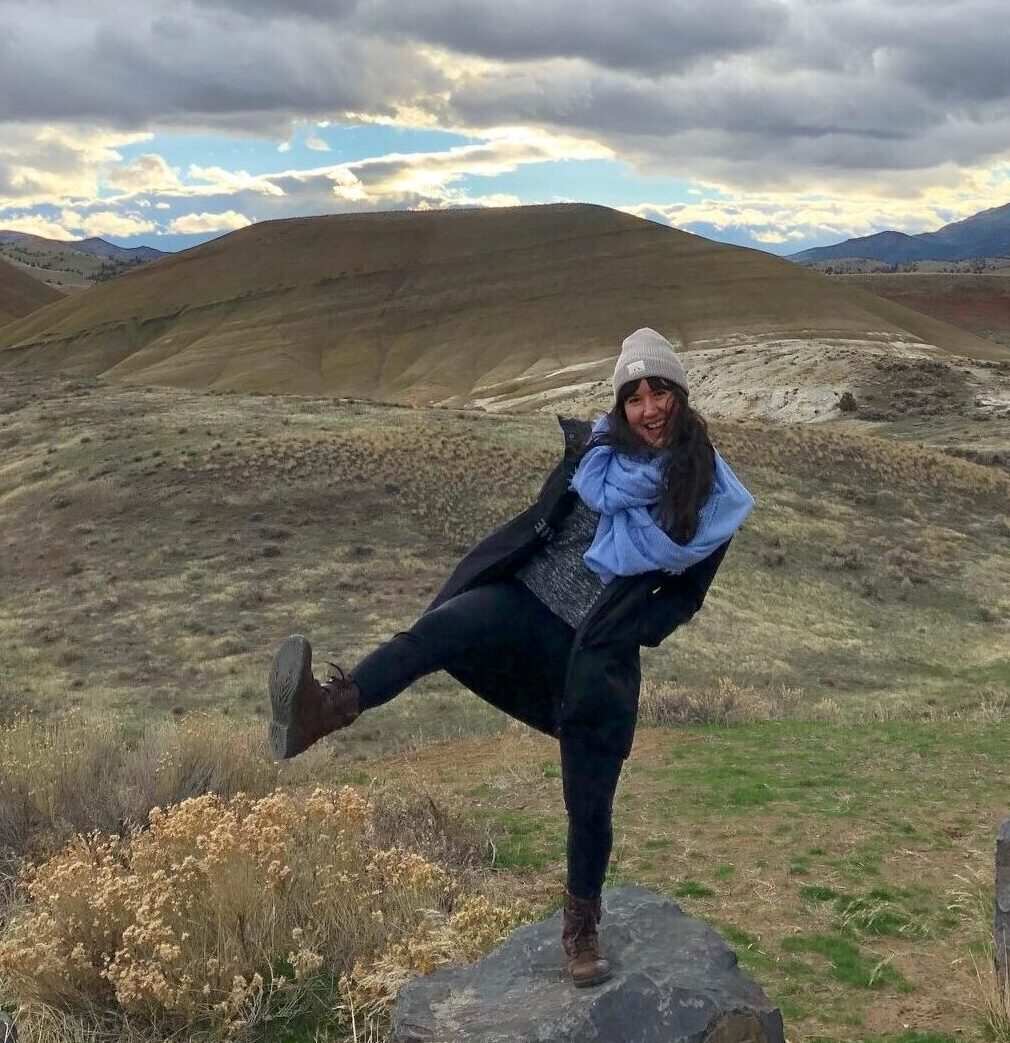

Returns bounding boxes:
[392,885,785,1043]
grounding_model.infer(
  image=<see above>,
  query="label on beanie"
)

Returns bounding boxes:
[627,359,646,376]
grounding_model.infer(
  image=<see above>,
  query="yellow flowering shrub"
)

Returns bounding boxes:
[0,786,527,1040]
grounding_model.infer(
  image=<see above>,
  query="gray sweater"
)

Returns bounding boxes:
[515,497,609,629]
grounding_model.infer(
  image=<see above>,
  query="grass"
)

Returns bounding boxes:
[1,374,1008,730]
[1,373,1009,1041]
[370,721,1010,1041]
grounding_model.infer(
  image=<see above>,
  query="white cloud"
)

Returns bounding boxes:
[168,209,253,234]
[335,129,611,198]
[187,165,286,197]
[78,211,157,237]
[103,153,183,193]
[0,214,76,239]
[305,136,330,151]
[0,124,152,208]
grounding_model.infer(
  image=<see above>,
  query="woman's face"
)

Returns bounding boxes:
[623,379,675,447]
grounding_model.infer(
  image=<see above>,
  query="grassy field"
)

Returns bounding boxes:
[1,372,1009,1041]
[367,721,1009,1042]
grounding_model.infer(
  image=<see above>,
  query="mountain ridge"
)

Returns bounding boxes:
[0,231,167,263]
[789,201,1010,264]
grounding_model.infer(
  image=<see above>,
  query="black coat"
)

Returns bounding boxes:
[426,415,733,759]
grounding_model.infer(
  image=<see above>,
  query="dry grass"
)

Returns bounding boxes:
[1,374,1007,734]
[640,677,1010,727]
[0,714,280,900]
[947,863,1010,1041]
[640,677,816,725]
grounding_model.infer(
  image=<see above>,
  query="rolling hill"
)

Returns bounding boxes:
[0,255,64,325]
[838,272,1010,349]
[0,232,168,293]
[0,204,1005,432]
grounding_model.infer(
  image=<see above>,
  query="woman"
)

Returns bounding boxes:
[268,328,755,988]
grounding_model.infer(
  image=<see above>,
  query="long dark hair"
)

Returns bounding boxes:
[596,376,715,544]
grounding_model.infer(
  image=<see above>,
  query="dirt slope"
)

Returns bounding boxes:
[840,272,1010,348]
[0,255,63,325]
[0,205,1005,417]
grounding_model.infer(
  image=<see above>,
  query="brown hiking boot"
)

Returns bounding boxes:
[268,634,361,760]
[562,889,612,987]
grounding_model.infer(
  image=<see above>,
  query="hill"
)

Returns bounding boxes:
[0,254,63,325]
[0,232,168,293]
[1,372,1006,726]
[838,272,1010,349]
[789,200,1010,265]
[0,204,1005,431]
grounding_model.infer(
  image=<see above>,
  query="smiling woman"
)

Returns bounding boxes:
[267,325,756,990]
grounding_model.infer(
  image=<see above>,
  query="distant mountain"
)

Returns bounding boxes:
[790,201,1010,265]
[0,232,167,264]
[72,237,166,263]
[0,233,169,293]
[0,255,63,325]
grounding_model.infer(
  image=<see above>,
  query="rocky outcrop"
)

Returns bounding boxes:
[392,885,785,1043]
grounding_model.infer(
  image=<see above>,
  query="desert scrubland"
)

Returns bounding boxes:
[0,367,1007,1041]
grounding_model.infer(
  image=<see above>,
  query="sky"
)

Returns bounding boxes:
[2,0,1010,257]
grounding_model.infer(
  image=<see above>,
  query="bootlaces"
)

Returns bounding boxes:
[323,660,348,688]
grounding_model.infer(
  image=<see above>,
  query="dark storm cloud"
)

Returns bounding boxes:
[0,0,442,127]
[179,0,786,74]
[359,0,788,74]
[2,0,1010,186]
[434,0,1010,180]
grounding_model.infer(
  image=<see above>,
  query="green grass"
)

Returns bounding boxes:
[674,878,714,898]
[780,933,911,991]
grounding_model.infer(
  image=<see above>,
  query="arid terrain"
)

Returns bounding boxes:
[1,206,1009,1043]
[841,271,1010,349]
[0,257,62,326]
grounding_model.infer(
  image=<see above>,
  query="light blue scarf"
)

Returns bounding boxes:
[570,416,755,584]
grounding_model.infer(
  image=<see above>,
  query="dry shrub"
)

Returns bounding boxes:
[369,785,487,884]
[0,714,278,878]
[0,787,526,1041]
[639,677,809,725]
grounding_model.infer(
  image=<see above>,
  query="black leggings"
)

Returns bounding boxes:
[349,578,625,900]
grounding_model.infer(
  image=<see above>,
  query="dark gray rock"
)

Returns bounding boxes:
[392,885,785,1043]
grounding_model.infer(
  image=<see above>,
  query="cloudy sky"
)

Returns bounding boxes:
[2,0,1009,255]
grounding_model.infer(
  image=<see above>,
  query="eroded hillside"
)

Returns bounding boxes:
[1,205,1006,427]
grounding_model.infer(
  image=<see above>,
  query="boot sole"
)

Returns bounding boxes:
[572,968,613,988]
[268,634,312,760]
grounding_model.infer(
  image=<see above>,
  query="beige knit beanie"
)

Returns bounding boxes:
[612,328,689,400]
